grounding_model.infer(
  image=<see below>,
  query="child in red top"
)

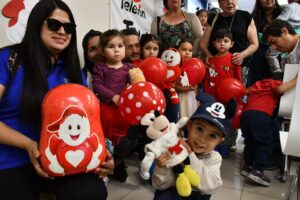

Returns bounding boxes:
[204,28,242,102]
[132,33,161,67]
[240,73,297,187]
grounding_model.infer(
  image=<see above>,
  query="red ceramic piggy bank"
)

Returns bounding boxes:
[40,84,106,176]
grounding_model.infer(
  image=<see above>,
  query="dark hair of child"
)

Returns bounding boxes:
[211,28,233,42]
[176,38,193,49]
[140,33,161,58]
[100,29,123,61]
[196,9,208,17]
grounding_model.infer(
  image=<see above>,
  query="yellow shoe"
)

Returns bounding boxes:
[176,173,191,197]
[184,165,200,187]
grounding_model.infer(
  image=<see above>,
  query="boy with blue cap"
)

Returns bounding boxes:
[152,92,236,200]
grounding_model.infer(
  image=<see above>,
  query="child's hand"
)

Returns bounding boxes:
[181,139,192,154]
[112,95,120,105]
[155,153,171,168]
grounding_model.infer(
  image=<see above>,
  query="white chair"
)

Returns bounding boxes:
[278,64,300,200]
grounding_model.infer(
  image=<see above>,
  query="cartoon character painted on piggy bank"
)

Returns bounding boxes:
[40,84,106,176]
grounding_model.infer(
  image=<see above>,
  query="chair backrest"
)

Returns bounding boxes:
[278,64,299,117]
[279,64,300,157]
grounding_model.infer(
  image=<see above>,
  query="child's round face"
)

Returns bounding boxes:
[143,41,159,59]
[187,119,224,154]
[178,42,193,61]
[212,36,233,55]
[103,36,125,65]
[198,12,208,26]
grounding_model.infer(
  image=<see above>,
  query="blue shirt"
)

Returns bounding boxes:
[0,48,87,170]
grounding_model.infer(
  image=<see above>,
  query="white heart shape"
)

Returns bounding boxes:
[167,70,174,79]
[65,150,84,167]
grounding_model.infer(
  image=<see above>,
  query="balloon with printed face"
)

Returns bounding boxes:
[119,82,166,125]
[181,58,206,86]
[216,78,246,103]
[231,100,246,128]
[40,84,106,176]
[139,57,168,86]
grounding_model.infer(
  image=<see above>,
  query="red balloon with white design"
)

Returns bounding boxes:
[119,82,166,125]
[181,58,206,86]
[139,57,168,86]
[40,84,106,176]
[216,78,246,103]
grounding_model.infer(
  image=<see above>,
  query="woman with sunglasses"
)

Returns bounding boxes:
[0,0,111,199]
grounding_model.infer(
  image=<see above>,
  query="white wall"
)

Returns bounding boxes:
[208,0,288,13]
[0,0,110,65]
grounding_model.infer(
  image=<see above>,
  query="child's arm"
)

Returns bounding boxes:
[152,153,176,190]
[92,64,118,104]
[189,152,223,194]
[275,75,298,95]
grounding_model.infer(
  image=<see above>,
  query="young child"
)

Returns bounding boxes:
[152,92,236,200]
[140,33,161,59]
[203,28,242,158]
[196,9,209,32]
[204,28,243,101]
[176,39,198,118]
[240,73,297,187]
[132,33,160,67]
[92,29,134,182]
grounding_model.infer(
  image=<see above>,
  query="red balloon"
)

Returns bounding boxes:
[231,101,246,128]
[40,84,106,176]
[217,78,246,103]
[119,82,166,125]
[139,57,167,86]
[181,58,206,86]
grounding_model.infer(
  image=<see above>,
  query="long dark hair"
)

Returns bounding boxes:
[252,0,283,32]
[17,0,82,125]
[82,29,102,75]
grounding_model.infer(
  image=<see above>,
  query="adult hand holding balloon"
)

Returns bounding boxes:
[181,58,206,86]
[139,57,167,86]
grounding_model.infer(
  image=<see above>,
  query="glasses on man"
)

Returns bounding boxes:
[46,18,76,34]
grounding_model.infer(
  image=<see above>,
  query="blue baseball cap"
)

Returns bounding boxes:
[190,92,236,137]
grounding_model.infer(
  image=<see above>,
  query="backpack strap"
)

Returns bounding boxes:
[8,48,21,76]
[157,16,161,36]
[211,13,219,30]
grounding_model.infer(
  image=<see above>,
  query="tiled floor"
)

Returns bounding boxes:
[107,133,298,200]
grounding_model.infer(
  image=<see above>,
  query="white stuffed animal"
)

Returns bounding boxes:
[140,112,200,197]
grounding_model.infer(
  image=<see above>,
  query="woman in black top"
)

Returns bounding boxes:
[200,0,259,85]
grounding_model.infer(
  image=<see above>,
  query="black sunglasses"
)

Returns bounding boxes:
[46,18,76,34]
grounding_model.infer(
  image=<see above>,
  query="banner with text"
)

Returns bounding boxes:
[110,0,165,35]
